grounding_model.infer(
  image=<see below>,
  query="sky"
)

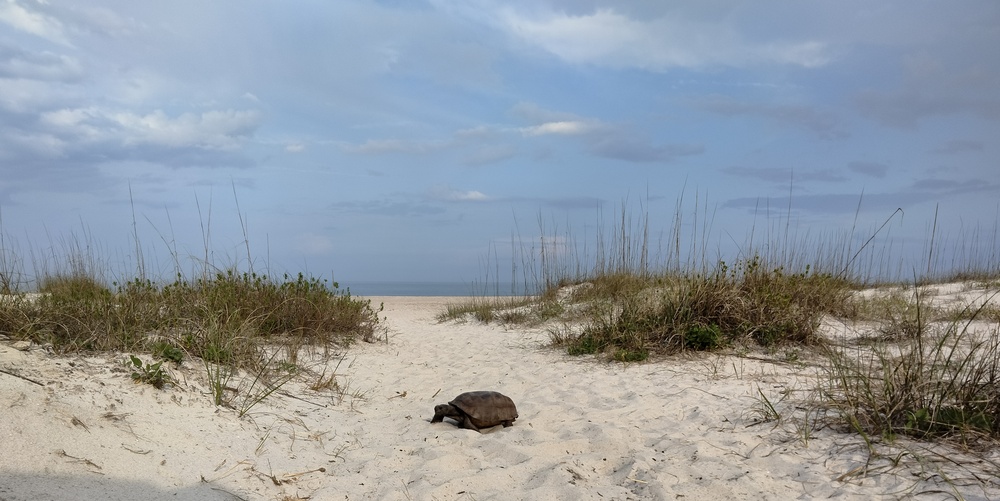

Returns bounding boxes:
[0,1,998,287]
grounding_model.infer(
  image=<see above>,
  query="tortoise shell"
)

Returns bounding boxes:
[432,391,518,431]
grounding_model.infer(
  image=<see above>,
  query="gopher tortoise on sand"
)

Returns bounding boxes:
[431,391,518,432]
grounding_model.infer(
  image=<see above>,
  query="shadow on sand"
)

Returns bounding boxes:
[0,473,247,501]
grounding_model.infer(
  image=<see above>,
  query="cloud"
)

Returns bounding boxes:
[723,193,912,215]
[510,101,581,124]
[0,77,68,114]
[0,0,70,45]
[854,91,1000,129]
[510,102,702,163]
[0,128,67,159]
[723,166,847,183]
[340,138,441,154]
[511,102,609,137]
[454,125,500,140]
[0,103,259,195]
[345,103,699,165]
[114,109,260,150]
[380,26,502,89]
[427,185,491,202]
[285,143,305,153]
[341,126,511,163]
[928,139,984,155]
[328,199,446,217]
[68,5,145,38]
[340,126,501,155]
[519,120,601,136]
[588,136,703,163]
[848,161,888,179]
[910,178,996,194]
[724,176,1000,215]
[37,107,261,150]
[462,144,516,166]
[853,52,1000,128]
[491,7,830,70]
[0,43,84,82]
[695,95,846,139]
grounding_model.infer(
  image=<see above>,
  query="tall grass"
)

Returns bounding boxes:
[452,192,998,360]
[448,193,900,356]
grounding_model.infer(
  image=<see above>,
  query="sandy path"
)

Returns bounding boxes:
[2,295,999,500]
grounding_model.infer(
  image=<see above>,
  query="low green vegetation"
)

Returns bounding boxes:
[0,267,381,413]
[547,258,854,361]
[127,354,172,389]
[0,270,381,364]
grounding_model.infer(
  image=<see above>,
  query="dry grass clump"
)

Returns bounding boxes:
[0,269,382,371]
[438,296,542,325]
[437,274,656,327]
[821,287,1000,446]
[550,257,853,361]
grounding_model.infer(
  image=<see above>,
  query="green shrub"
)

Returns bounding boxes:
[152,341,184,364]
[128,355,171,389]
[3,269,382,370]
[684,324,725,351]
[612,348,648,362]
[566,334,603,356]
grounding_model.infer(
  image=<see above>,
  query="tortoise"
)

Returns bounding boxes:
[431,391,518,432]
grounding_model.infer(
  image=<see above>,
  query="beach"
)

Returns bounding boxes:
[2,291,1000,500]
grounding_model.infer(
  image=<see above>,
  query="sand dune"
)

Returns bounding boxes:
[2,292,1000,500]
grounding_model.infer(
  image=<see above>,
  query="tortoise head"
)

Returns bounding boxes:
[431,403,455,422]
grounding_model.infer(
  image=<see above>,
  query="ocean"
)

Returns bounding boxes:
[339,281,532,297]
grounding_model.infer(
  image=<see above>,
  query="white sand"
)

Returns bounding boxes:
[3,291,1000,500]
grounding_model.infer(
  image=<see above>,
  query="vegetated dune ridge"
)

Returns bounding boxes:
[2,286,999,500]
